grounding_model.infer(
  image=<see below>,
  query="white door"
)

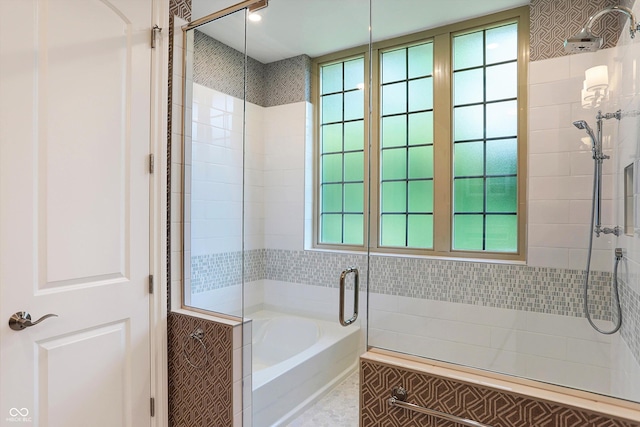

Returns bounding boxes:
[0,1,154,426]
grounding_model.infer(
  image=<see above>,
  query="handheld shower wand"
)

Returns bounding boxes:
[573,120,599,160]
[574,116,622,335]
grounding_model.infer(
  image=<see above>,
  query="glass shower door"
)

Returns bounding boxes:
[241,2,370,425]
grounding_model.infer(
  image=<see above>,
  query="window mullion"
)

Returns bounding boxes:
[370,48,382,252]
[432,32,452,254]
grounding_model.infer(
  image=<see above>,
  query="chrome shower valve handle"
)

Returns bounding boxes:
[8,311,58,331]
[595,225,621,237]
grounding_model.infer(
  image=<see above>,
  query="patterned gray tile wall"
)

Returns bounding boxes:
[264,54,312,106]
[530,0,622,61]
[193,30,310,107]
[193,30,267,106]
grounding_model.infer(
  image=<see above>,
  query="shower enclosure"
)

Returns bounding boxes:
[180,0,640,425]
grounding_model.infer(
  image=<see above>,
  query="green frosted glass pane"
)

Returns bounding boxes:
[322,183,342,212]
[322,93,342,124]
[408,146,433,179]
[408,180,433,212]
[454,141,484,177]
[487,177,517,212]
[485,215,517,252]
[345,89,364,121]
[453,214,483,250]
[454,69,483,106]
[486,138,517,175]
[381,214,406,247]
[454,31,483,70]
[486,63,517,101]
[409,77,433,112]
[382,48,406,83]
[487,100,517,138]
[408,112,433,145]
[382,82,407,116]
[344,214,364,245]
[344,183,363,212]
[454,105,484,141]
[344,57,364,91]
[382,148,407,180]
[344,152,364,181]
[382,115,407,148]
[322,153,342,182]
[322,63,342,94]
[382,181,407,213]
[408,215,433,248]
[322,123,342,153]
[321,214,342,243]
[408,43,433,78]
[486,23,517,65]
[454,178,484,213]
[344,121,364,151]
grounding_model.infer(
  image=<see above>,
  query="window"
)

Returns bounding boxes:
[318,57,366,245]
[379,42,434,249]
[451,24,519,252]
[314,8,527,260]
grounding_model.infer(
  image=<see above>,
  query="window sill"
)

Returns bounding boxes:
[306,246,526,265]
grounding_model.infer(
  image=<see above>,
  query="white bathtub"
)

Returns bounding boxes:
[248,310,360,427]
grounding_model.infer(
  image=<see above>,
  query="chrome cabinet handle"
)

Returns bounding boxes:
[9,311,58,331]
[339,267,359,326]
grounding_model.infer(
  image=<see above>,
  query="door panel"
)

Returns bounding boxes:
[0,0,153,426]
[38,322,130,426]
[43,0,132,286]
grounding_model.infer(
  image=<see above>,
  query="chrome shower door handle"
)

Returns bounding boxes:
[8,311,58,331]
[339,267,359,326]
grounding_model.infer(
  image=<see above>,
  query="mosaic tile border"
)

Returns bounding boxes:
[360,358,639,427]
[620,279,640,367]
[188,245,640,389]
[191,249,265,292]
[191,248,613,320]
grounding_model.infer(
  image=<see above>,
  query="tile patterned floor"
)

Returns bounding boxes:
[285,371,359,427]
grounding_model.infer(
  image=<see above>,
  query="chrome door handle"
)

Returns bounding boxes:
[339,267,359,326]
[9,311,58,331]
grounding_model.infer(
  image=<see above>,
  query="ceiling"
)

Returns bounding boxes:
[191,0,530,64]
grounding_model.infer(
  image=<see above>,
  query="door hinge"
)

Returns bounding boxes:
[148,275,154,294]
[151,25,162,49]
[149,153,154,174]
[150,397,155,417]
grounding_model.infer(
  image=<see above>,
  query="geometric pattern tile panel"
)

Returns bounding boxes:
[360,359,640,427]
[168,312,234,427]
[530,0,621,61]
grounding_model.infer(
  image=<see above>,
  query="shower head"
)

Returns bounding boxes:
[573,119,595,136]
[564,6,640,54]
[564,29,603,54]
[574,120,598,153]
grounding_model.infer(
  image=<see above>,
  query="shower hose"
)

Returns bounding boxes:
[584,159,622,334]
